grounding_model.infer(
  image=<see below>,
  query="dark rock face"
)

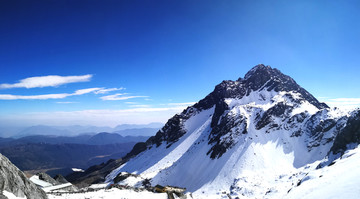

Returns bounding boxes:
[127,106,198,157]
[147,114,187,148]
[113,172,138,184]
[0,153,47,199]
[207,112,247,159]
[123,142,147,160]
[256,102,293,130]
[330,110,360,154]
[53,174,69,184]
[297,109,347,150]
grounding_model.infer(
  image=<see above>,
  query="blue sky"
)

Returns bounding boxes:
[1,0,360,127]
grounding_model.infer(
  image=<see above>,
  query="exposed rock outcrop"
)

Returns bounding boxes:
[0,153,47,199]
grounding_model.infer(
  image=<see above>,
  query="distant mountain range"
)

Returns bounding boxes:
[0,142,136,175]
[1,133,150,146]
[0,130,154,177]
[0,122,163,138]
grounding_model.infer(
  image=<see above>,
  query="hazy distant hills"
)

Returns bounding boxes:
[0,122,163,138]
[113,128,162,137]
[0,124,161,177]
[113,123,164,131]
[1,132,150,146]
[0,142,136,176]
[16,125,77,138]
[0,132,146,177]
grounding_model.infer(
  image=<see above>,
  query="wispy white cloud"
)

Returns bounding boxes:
[56,101,78,104]
[126,102,194,109]
[2,106,188,127]
[94,87,125,94]
[74,87,102,95]
[0,74,92,89]
[128,104,151,108]
[0,99,196,126]
[100,93,148,101]
[327,98,360,103]
[323,97,360,110]
[0,87,116,100]
[166,102,196,106]
[0,93,70,100]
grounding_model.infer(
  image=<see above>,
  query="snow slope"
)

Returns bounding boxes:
[287,146,360,199]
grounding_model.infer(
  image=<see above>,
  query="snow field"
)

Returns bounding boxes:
[47,188,168,199]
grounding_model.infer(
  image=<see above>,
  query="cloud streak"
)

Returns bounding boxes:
[165,102,196,106]
[128,104,151,108]
[56,101,78,104]
[0,75,92,89]
[1,105,188,127]
[0,93,70,100]
[100,93,148,101]
[94,87,124,94]
[73,88,103,95]
[0,87,120,100]
[323,98,360,109]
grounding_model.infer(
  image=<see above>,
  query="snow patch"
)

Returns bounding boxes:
[3,191,26,199]
[71,168,84,172]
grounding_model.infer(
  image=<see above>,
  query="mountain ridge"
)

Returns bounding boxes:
[1,123,163,138]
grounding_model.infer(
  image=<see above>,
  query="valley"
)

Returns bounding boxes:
[0,127,158,177]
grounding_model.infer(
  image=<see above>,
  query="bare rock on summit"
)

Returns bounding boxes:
[0,153,47,199]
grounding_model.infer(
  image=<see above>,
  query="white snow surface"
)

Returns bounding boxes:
[88,183,108,189]
[3,191,26,199]
[102,90,357,198]
[47,188,168,199]
[71,168,84,172]
[29,175,52,188]
[287,146,360,199]
[42,183,73,193]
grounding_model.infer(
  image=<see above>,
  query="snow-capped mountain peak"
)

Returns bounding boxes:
[104,65,360,199]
